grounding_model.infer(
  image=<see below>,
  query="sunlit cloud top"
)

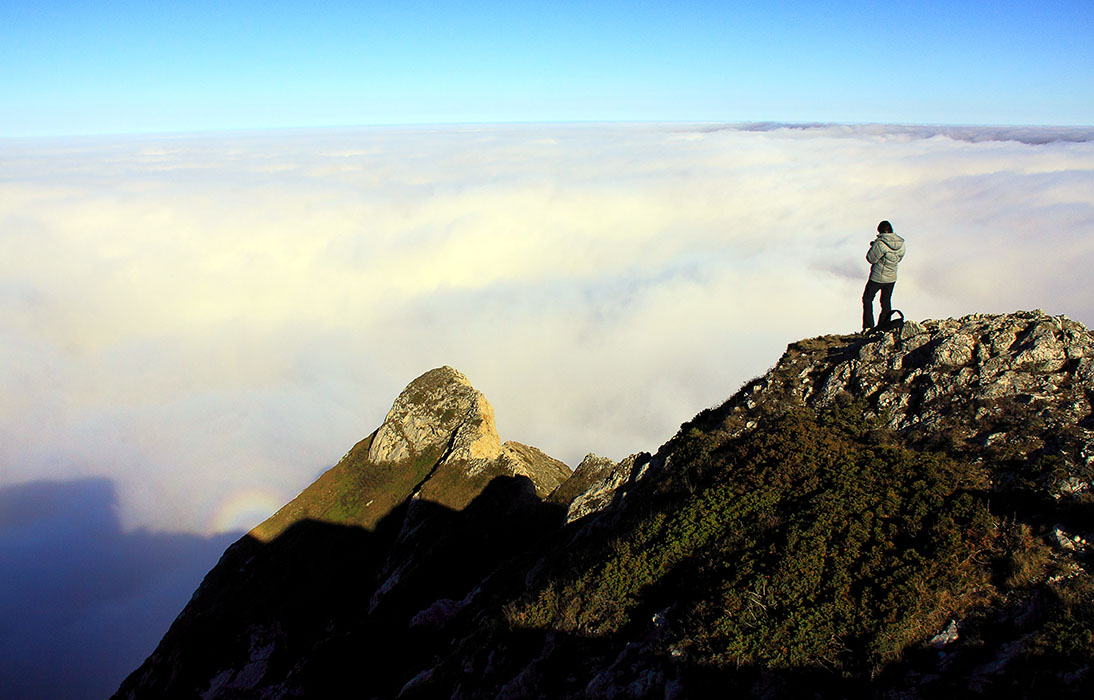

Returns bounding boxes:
[2,123,1092,534]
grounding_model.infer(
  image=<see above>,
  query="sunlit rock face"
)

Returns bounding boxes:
[368,366,569,506]
[553,452,652,524]
[499,441,573,500]
[369,366,503,467]
[715,311,1094,490]
[249,366,571,543]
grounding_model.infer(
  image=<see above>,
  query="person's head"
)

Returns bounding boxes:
[877,220,893,234]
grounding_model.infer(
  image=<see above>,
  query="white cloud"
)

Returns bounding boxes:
[1,124,1092,533]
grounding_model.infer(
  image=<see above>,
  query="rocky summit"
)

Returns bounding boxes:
[249,365,570,542]
[114,311,1093,699]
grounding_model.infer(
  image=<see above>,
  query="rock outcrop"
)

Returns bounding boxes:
[368,366,503,468]
[544,311,1094,525]
[702,310,1094,497]
[520,310,1093,699]
[251,366,569,542]
[549,452,652,523]
[500,441,572,499]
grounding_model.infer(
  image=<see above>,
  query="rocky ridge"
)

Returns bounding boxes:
[564,310,1094,526]
[484,310,1093,699]
[366,365,570,508]
[115,311,1094,699]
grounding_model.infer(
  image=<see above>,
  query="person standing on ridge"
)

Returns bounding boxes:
[862,220,906,330]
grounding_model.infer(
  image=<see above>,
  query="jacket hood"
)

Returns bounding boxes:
[877,232,905,251]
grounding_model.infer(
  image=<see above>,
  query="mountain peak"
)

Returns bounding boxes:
[249,366,568,542]
[368,365,502,467]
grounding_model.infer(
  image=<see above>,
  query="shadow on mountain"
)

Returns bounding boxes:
[0,478,242,700]
[393,398,1094,699]
[113,474,569,699]
[397,625,886,700]
[110,444,1094,698]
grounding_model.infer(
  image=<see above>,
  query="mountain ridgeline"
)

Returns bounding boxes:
[114,311,1094,699]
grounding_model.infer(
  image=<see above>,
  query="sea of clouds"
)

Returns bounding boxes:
[2,122,1093,697]
[3,122,1093,535]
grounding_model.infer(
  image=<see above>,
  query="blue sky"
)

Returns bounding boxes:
[2,0,1091,136]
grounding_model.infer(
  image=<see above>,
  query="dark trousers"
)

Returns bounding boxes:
[862,280,894,329]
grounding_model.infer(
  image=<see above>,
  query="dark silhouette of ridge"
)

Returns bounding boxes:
[112,475,567,699]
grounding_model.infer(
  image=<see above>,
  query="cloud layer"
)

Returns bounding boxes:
[2,123,1092,534]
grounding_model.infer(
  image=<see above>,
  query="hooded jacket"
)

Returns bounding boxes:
[866,232,906,283]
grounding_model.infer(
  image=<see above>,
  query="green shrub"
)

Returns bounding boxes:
[509,402,997,677]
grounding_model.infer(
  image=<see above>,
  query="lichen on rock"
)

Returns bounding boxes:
[368,366,503,467]
[699,311,1094,494]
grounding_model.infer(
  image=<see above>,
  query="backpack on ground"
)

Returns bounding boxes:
[876,309,905,332]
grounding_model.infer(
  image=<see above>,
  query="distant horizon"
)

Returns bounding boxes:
[6,118,1094,141]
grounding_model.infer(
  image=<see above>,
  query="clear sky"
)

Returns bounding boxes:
[2,0,1092,136]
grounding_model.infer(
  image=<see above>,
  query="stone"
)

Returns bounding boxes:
[501,442,572,498]
[1052,526,1078,551]
[929,620,959,649]
[369,366,503,466]
[410,598,463,630]
[563,453,648,523]
[932,333,976,366]
[705,311,1094,511]
[366,366,570,504]
[1013,324,1068,372]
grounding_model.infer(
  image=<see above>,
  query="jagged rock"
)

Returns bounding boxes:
[501,441,573,498]
[931,332,976,366]
[929,620,960,649]
[374,367,570,509]
[1051,526,1078,551]
[363,369,571,612]
[369,366,503,467]
[557,311,1094,539]
[1057,476,1090,497]
[200,624,280,699]
[409,598,463,630]
[553,452,652,523]
[253,367,571,542]
[694,310,1094,498]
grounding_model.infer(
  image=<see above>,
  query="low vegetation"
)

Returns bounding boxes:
[511,400,1002,677]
